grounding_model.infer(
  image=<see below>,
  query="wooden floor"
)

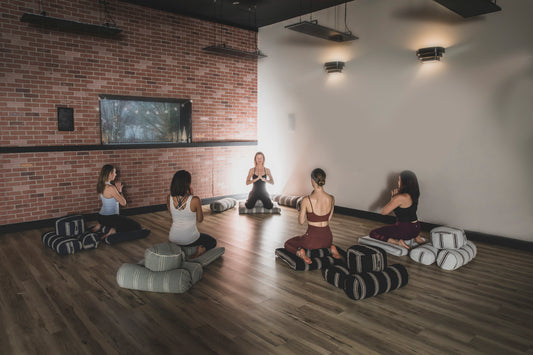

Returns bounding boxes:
[1,206,532,355]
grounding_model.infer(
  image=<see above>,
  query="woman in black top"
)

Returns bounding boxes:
[369,170,425,249]
[245,152,274,209]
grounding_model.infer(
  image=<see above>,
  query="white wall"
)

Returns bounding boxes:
[257,0,533,241]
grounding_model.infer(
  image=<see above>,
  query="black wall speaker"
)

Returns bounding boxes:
[57,107,74,131]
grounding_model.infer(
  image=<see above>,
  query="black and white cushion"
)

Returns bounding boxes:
[272,194,304,209]
[323,264,351,289]
[409,244,439,265]
[358,236,415,256]
[239,201,281,214]
[430,226,467,249]
[346,245,387,274]
[210,198,237,213]
[55,214,86,237]
[344,264,409,300]
[436,240,477,271]
[274,247,344,271]
[41,231,83,255]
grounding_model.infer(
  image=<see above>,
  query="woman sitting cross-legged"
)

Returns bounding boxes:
[92,164,142,239]
[284,168,341,264]
[167,170,217,259]
[369,170,426,249]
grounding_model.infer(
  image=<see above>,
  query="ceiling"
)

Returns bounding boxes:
[118,0,355,31]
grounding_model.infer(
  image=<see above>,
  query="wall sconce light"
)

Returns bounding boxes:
[416,47,445,62]
[324,61,345,73]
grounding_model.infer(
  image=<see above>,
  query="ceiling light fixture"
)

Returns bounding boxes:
[324,61,345,73]
[202,0,266,59]
[286,2,357,42]
[416,47,445,62]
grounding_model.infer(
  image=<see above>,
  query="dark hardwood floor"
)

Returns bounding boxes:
[1,206,532,354]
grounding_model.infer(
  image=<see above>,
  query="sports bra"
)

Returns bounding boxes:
[252,167,267,180]
[394,201,418,222]
[306,196,332,222]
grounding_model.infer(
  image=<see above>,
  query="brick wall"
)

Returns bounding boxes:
[0,0,258,226]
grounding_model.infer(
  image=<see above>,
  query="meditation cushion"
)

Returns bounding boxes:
[238,200,281,214]
[42,215,101,255]
[144,243,185,272]
[409,244,439,265]
[344,264,409,301]
[104,228,151,245]
[275,247,344,271]
[358,236,416,256]
[346,245,387,274]
[210,198,237,213]
[41,231,83,255]
[55,214,86,237]
[181,246,226,267]
[116,263,194,293]
[436,241,477,271]
[323,264,351,289]
[430,226,467,249]
[272,194,304,209]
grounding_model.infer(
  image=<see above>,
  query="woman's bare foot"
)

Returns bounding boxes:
[415,235,427,244]
[330,245,341,259]
[297,249,312,264]
[91,223,102,232]
[190,246,206,259]
[101,227,116,240]
[387,238,410,249]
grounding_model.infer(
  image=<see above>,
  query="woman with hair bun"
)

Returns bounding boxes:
[369,170,425,249]
[284,168,341,264]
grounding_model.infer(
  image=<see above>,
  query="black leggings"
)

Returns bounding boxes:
[182,233,217,251]
[97,214,141,233]
[245,189,273,209]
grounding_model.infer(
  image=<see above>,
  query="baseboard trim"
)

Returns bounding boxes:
[2,198,531,251]
[334,205,533,252]
[0,194,248,234]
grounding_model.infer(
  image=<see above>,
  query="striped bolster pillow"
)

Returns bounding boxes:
[409,244,439,265]
[41,231,83,255]
[430,226,467,249]
[275,248,344,271]
[210,198,237,213]
[344,264,409,301]
[323,264,351,289]
[346,245,387,274]
[436,241,477,271]
[116,263,193,293]
[358,236,410,256]
[272,194,304,209]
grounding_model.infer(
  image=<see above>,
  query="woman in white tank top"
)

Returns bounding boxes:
[167,170,217,258]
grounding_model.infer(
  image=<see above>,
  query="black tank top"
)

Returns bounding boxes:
[252,168,267,191]
[394,202,418,222]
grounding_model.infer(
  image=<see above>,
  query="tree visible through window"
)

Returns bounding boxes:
[99,95,192,144]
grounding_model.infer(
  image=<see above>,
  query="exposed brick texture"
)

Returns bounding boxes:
[0,0,258,225]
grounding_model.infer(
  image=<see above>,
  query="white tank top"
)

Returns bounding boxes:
[169,195,200,245]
